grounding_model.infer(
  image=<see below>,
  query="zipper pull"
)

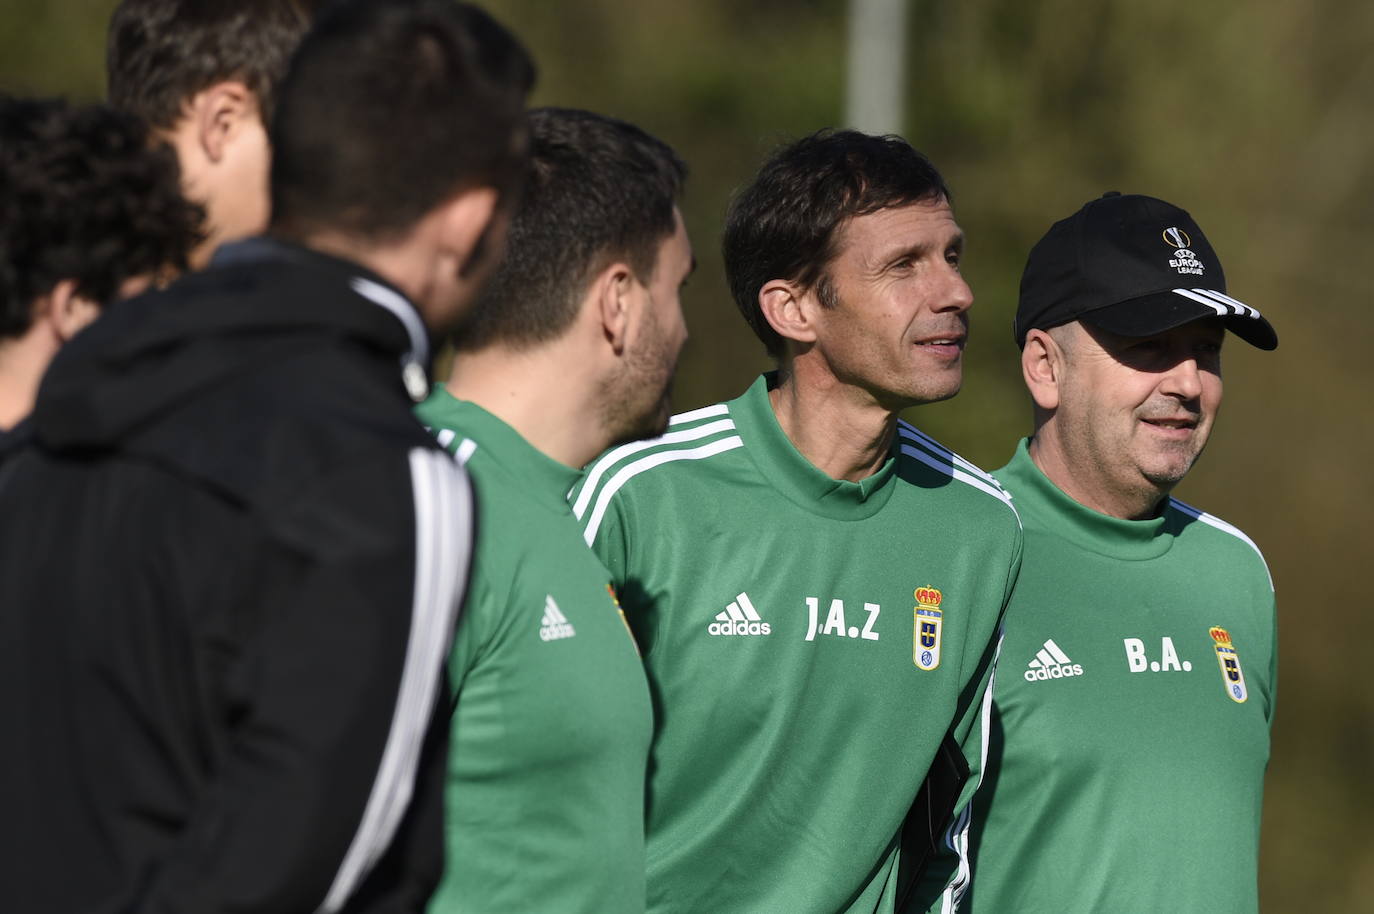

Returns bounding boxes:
[402,360,428,403]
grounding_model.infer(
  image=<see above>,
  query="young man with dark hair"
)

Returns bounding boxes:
[106,0,316,265]
[0,95,201,446]
[0,3,534,912]
[417,105,692,914]
[965,193,1277,912]
[571,129,1022,913]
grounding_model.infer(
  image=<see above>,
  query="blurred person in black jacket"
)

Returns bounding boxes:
[0,95,201,455]
[0,2,533,912]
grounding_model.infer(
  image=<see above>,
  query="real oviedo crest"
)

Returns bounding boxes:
[913,586,944,671]
[1210,626,1248,703]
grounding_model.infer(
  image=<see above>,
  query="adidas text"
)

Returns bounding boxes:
[540,622,576,641]
[1023,663,1083,682]
[708,620,772,636]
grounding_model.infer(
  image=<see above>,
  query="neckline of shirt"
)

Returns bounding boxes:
[729,374,898,521]
[213,237,432,402]
[996,437,1178,560]
[423,387,582,512]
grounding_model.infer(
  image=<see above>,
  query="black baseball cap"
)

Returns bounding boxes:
[1014,192,1278,351]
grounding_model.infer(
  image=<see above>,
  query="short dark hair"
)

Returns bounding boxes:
[107,0,316,130]
[268,0,535,244]
[0,96,203,340]
[722,129,951,357]
[452,107,687,352]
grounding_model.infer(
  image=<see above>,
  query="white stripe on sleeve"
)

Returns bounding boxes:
[668,403,730,425]
[316,448,473,913]
[1168,497,1273,591]
[581,437,744,546]
[939,625,1005,912]
[572,418,736,520]
[899,443,1018,518]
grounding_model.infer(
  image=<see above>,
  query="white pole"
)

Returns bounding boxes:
[845,0,909,137]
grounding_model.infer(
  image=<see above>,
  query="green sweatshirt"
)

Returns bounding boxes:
[571,374,1022,913]
[963,438,1276,913]
[417,390,652,914]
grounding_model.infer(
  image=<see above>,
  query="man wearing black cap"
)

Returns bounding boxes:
[958,193,1278,912]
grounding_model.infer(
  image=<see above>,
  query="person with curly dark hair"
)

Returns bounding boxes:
[0,94,201,444]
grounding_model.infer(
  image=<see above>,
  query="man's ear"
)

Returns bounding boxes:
[759,279,818,347]
[1022,328,1063,411]
[41,280,102,343]
[589,261,636,356]
[189,81,258,164]
[437,185,500,276]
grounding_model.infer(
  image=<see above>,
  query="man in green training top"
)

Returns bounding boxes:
[572,130,1022,913]
[415,107,693,913]
[964,192,1279,912]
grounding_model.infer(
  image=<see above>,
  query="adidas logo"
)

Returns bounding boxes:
[1023,639,1084,681]
[708,592,771,636]
[539,595,576,642]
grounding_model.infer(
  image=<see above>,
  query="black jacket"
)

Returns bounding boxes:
[0,239,473,914]
[0,416,31,466]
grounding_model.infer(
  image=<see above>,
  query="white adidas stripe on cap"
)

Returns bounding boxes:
[1192,288,1257,316]
[1172,287,1263,320]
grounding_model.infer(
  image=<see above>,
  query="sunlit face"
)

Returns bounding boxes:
[1054,318,1225,502]
[808,197,973,410]
[604,208,693,443]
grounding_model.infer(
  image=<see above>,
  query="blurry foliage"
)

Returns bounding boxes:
[4,0,1372,908]
[0,0,113,98]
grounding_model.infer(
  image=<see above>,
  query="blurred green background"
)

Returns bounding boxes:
[5,0,1371,908]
